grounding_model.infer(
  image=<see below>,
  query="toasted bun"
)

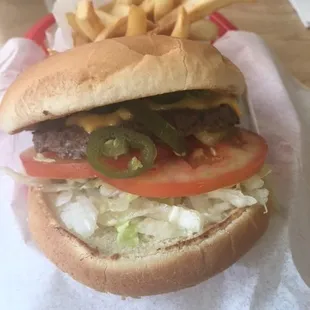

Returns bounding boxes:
[0,35,245,134]
[28,188,269,297]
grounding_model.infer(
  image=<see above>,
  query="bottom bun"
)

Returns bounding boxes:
[28,188,270,297]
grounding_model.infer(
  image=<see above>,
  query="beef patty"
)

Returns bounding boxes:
[33,105,239,159]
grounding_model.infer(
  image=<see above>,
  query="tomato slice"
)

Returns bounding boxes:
[20,148,96,179]
[20,130,268,197]
[20,144,173,179]
[96,130,268,197]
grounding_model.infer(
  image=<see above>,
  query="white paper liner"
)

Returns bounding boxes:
[0,1,310,308]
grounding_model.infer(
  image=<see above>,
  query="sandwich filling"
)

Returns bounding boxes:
[32,90,239,160]
[5,89,269,252]
[45,168,270,254]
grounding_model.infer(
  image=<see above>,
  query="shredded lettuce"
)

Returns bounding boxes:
[116,221,139,248]
[1,166,271,248]
[55,191,73,207]
[0,167,49,187]
[207,189,257,208]
[168,206,203,232]
[242,175,265,191]
[258,164,272,178]
[99,183,120,197]
[136,218,186,240]
[107,192,139,212]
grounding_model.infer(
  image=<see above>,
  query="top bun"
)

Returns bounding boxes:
[0,35,245,134]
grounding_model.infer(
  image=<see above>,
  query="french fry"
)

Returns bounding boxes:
[140,0,154,17]
[97,1,116,13]
[95,19,154,41]
[71,0,254,44]
[189,19,218,41]
[151,0,253,36]
[116,0,133,4]
[154,0,175,22]
[112,0,144,5]
[75,0,103,41]
[186,0,255,22]
[95,9,118,26]
[72,31,91,46]
[66,12,90,42]
[148,6,178,35]
[47,48,58,56]
[126,5,147,36]
[95,17,128,41]
[171,7,190,38]
[147,20,156,31]
[110,4,131,17]
[66,13,81,34]
[97,0,143,10]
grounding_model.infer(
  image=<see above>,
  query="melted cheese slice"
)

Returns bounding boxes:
[149,96,240,116]
[66,108,132,134]
[66,96,240,133]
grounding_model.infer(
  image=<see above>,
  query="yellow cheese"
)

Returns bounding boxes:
[227,99,241,117]
[66,96,240,133]
[66,108,132,133]
[149,96,241,116]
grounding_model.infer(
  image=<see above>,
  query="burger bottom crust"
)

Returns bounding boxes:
[28,188,270,297]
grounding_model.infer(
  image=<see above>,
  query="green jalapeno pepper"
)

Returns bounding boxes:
[86,127,157,179]
[126,100,187,156]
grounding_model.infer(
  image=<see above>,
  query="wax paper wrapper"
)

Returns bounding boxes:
[1,3,310,310]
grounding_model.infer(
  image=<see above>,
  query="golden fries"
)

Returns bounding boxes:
[146,20,156,31]
[151,0,253,36]
[126,5,147,36]
[72,31,91,46]
[95,17,128,41]
[115,0,143,4]
[97,1,116,13]
[132,0,144,4]
[148,6,179,35]
[116,0,132,4]
[154,0,175,22]
[189,19,218,41]
[66,12,81,34]
[171,7,190,38]
[110,4,131,17]
[186,0,255,23]
[140,0,154,17]
[47,48,58,56]
[66,0,255,48]
[66,12,91,45]
[95,9,118,27]
[75,0,103,41]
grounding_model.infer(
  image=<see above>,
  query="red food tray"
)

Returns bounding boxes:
[25,12,237,54]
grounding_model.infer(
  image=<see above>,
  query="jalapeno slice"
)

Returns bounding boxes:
[86,127,157,179]
[126,100,187,156]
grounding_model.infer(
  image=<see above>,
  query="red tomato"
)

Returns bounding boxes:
[20,144,173,179]
[20,148,97,179]
[20,130,268,197]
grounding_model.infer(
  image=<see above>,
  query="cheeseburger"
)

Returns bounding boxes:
[0,35,270,296]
